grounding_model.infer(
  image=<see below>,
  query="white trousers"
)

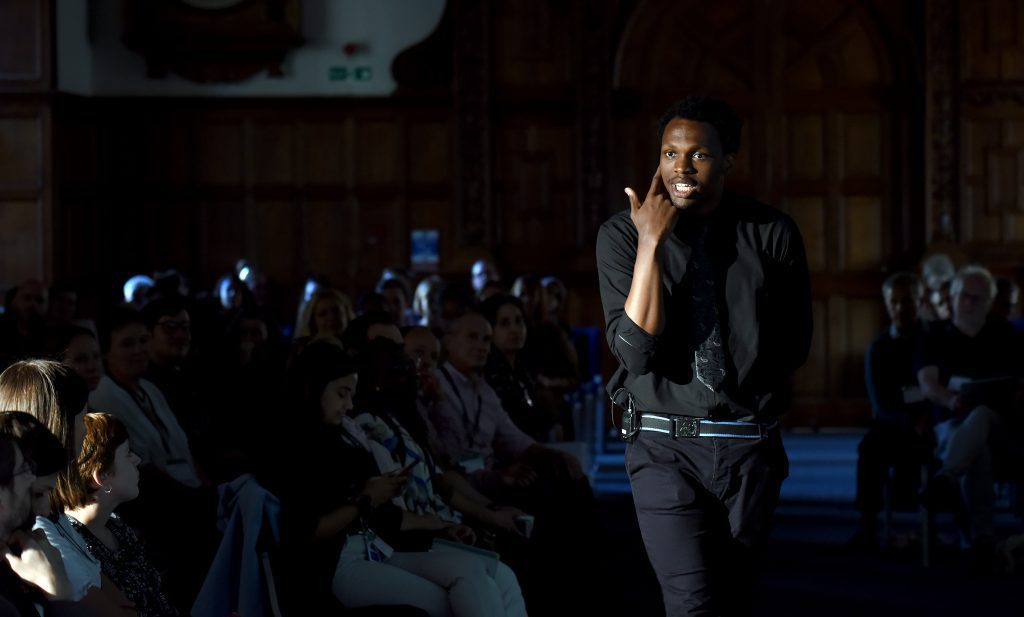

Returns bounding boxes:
[333,536,528,617]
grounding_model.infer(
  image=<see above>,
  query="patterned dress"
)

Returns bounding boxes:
[67,513,178,617]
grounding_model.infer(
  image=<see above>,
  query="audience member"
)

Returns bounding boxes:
[411,276,444,333]
[263,341,526,616]
[404,326,444,410]
[432,312,605,614]
[920,253,955,322]
[991,276,1020,324]
[480,295,565,442]
[89,307,199,489]
[52,326,104,392]
[0,411,137,616]
[122,275,155,308]
[46,283,79,330]
[0,434,76,613]
[917,265,1024,569]
[60,412,178,617]
[141,296,202,437]
[378,278,413,327]
[0,361,147,612]
[471,259,501,296]
[294,288,356,345]
[851,273,933,547]
[0,281,49,365]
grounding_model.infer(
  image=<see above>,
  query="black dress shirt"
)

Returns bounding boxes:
[596,191,812,421]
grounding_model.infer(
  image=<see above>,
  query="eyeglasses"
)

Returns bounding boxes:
[158,320,191,332]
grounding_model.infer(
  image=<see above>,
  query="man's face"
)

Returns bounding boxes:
[659,118,733,212]
[953,274,992,330]
[149,310,191,364]
[12,281,47,322]
[404,327,440,372]
[445,315,493,373]
[0,446,36,536]
[884,284,919,330]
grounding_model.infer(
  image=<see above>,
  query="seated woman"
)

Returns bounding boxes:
[0,362,96,591]
[58,412,177,617]
[87,307,214,610]
[264,340,526,617]
[357,333,527,537]
[88,306,200,488]
[479,295,565,442]
[292,288,356,349]
[50,325,104,392]
[0,410,136,615]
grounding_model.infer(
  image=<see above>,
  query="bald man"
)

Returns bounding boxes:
[430,313,582,488]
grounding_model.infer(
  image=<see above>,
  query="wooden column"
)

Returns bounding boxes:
[0,0,55,291]
[924,0,960,243]
[452,0,492,255]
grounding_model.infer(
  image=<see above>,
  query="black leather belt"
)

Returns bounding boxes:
[636,413,777,440]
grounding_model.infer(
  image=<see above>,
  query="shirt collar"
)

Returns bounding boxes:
[443,361,479,386]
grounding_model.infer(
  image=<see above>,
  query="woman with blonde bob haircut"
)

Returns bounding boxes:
[59,412,177,617]
[294,287,356,342]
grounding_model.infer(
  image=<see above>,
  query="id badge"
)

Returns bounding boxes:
[459,452,486,473]
[364,531,394,563]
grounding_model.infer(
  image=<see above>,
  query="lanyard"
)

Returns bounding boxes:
[439,366,484,446]
[111,378,173,455]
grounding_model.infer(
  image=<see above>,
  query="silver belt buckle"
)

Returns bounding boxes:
[674,417,699,438]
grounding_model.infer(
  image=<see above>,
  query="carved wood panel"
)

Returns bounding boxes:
[54,102,452,320]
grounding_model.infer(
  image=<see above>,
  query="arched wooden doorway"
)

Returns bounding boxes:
[610,0,921,426]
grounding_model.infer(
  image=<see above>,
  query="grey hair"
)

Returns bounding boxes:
[950,264,997,300]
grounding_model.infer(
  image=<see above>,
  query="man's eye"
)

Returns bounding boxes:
[664,151,676,159]
[692,152,707,160]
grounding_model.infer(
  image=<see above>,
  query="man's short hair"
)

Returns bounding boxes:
[140,294,188,331]
[657,96,743,155]
[882,272,923,299]
[950,264,997,300]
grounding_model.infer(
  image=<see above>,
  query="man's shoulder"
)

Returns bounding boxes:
[598,209,635,237]
[724,191,797,230]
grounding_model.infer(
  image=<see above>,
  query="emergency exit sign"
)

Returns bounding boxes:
[329,66,373,81]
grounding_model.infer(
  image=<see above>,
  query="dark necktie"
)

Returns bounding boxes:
[691,226,727,391]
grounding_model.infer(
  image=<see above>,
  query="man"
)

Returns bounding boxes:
[0,434,74,614]
[142,295,205,444]
[917,265,1023,566]
[432,312,602,615]
[852,272,932,547]
[596,95,811,616]
[431,313,581,489]
[0,281,48,367]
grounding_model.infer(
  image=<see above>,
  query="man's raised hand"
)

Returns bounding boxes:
[625,167,678,248]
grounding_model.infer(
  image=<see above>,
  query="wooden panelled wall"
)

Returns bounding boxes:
[7,0,1024,426]
[55,100,458,310]
[0,0,54,288]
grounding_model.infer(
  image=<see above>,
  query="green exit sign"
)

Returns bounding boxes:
[329,66,373,81]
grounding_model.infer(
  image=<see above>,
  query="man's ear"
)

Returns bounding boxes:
[723,153,736,174]
[90,471,106,489]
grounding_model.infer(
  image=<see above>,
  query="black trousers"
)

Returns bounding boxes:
[626,428,788,617]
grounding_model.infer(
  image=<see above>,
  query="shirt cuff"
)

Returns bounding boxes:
[610,313,659,358]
